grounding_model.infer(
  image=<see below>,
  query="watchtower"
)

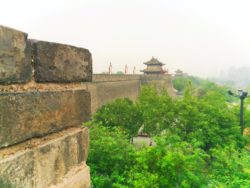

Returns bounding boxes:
[141,57,166,75]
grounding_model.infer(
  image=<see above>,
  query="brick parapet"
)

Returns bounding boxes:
[93,74,141,82]
[0,25,91,187]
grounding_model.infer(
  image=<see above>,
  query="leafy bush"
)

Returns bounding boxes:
[127,133,209,188]
[208,146,250,187]
[93,98,143,138]
[87,124,136,187]
[138,86,175,136]
[175,88,244,151]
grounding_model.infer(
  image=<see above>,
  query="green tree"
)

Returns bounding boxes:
[87,124,135,187]
[173,76,235,102]
[175,86,244,151]
[138,86,175,136]
[93,98,143,139]
[208,145,250,187]
[172,76,189,92]
[127,132,209,188]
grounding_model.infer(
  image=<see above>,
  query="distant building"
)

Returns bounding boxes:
[141,57,166,75]
[174,69,187,77]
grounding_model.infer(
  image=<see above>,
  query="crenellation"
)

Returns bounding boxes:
[0,25,32,84]
[93,74,141,82]
[32,40,92,83]
[0,25,92,187]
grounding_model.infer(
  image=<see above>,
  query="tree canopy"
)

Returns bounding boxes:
[86,78,250,187]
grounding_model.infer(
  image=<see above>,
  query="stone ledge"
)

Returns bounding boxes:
[0,127,89,188]
[32,40,92,83]
[0,25,32,84]
[0,89,91,148]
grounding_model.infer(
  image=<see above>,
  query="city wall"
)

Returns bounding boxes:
[89,74,175,113]
[0,25,175,187]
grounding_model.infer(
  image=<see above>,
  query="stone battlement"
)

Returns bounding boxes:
[0,25,91,188]
[93,74,141,82]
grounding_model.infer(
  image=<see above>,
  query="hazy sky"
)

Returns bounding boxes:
[1,0,250,77]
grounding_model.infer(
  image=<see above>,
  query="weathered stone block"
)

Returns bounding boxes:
[0,25,32,84]
[32,40,92,82]
[49,165,90,188]
[0,128,89,188]
[0,89,91,148]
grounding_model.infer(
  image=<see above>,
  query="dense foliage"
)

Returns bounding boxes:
[87,78,250,188]
[92,98,143,138]
[173,76,236,102]
[87,125,136,187]
[0,179,12,188]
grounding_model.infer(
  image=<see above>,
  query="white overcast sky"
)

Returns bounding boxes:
[1,0,250,77]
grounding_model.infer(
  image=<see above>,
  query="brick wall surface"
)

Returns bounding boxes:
[0,25,91,188]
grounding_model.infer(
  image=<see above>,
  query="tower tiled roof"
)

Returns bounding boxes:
[143,57,165,66]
